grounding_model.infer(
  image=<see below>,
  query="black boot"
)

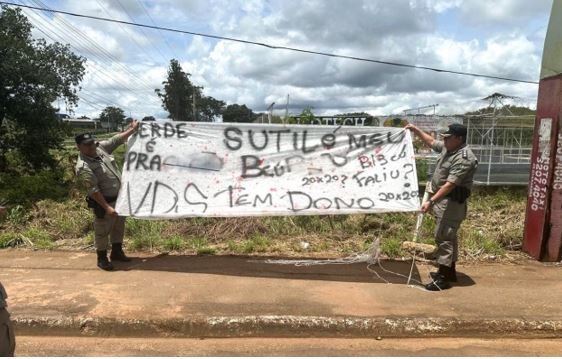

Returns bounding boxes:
[110,243,131,262]
[97,250,114,271]
[430,263,458,282]
[450,262,457,282]
[425,272,451,291]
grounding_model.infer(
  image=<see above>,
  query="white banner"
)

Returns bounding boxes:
[115,122,420,218]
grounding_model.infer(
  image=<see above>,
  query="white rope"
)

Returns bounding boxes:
[263,238,381,266]
[263,187,432,292]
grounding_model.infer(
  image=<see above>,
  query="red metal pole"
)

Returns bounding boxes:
[546,115,562,261]
[522,0,562,261]
[523,76,561,260]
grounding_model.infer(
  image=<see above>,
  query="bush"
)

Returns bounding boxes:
[0,170,69,206]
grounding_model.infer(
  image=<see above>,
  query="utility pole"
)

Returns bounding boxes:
[267,102,275,125]
[284,94,290,123]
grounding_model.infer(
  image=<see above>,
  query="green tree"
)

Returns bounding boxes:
[198,96,226,122]
[0,6,85,171]
[155,59,196,121]
[142,115,156,121]
[222,104,256,123]
[383,117,409,127]
[99,106,125,131]
[293,107,315,125]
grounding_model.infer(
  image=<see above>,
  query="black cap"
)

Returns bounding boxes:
[75,133,96,145]
[441,123,467,138]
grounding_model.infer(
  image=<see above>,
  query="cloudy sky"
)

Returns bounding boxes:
[13,0,553,119]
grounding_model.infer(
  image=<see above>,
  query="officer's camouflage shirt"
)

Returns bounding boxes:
[429,140,478,220]
[75,135,125,198]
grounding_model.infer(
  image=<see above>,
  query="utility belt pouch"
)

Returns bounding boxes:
[446,187,471,203]
[86,196,117,219]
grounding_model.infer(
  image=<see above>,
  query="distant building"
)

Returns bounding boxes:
[57,113,99,129]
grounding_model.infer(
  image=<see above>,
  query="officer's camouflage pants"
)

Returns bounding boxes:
[94,203,125,251]
[434,216,462,267]
[0,308,15,357]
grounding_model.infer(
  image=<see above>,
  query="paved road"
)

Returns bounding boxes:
[15,336,562,356]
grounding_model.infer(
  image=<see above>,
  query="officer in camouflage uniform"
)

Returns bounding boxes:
[406,123,478,291]
[75,121,139,270]
[0,282,15,356]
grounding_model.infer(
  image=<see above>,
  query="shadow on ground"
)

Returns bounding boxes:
[111,254,478,286]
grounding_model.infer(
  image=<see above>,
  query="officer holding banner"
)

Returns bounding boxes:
[75,121,139,271]
[406,123,478,291]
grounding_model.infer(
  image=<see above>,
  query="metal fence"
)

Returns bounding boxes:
[423,115,535,186]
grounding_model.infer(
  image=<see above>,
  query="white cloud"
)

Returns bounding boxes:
[15,0,552,118]
[455,0,552,26]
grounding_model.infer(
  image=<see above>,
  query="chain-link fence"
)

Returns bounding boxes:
[418,115,534,186]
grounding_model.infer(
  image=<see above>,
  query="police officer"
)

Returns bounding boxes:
[0,282,15,356]
[75,121,139,271]
[406,123,478,291]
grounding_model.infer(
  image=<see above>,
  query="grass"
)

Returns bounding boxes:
[0,186,527,260]
[0,140,528,260]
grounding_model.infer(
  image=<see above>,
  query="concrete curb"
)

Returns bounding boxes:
[14,315,562,339]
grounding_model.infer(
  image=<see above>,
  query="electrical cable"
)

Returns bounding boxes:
[0,1,540,85]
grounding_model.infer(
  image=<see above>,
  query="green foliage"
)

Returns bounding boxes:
[126,218,164,250]
[297,108,316,125]
[6,205,30,226]
[99,106,125,131]
[126,218,164,238]
[198,96,226,122]
[156,59,197,121]
[161,235,184,251]
[242,235,271,253]
[0,170,68,206]
[155,59,225,122]
[222,104,256,123]
[21,227,54,249]
[197,247,216,255]
[0,231,19,248]
[0,225,57,249]
[0,6,85,172]
[380,238,403,257]
[383,117,409,127]
[34,199,92,238]
[462,229,505,256]
[416,159,429,183]
[0,170,528,260]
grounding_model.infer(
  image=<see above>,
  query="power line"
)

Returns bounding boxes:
[136,0,178,59]
[1,1,540,85]
[21,4,132,101]
[95,0,165,64]
[23,0,157,92]
[113,0,169,63]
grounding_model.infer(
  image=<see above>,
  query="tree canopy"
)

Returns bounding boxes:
[0,6,85,171]
[222,104,256,123]
[155,59,195,121]
[99,106,126,131]
[155,59,226,122]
